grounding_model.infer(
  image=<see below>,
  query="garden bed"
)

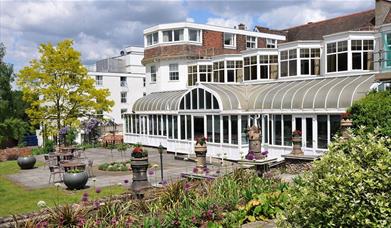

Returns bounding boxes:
[98,161,131,172]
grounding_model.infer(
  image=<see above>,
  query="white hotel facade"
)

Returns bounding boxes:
[123,0,391,160]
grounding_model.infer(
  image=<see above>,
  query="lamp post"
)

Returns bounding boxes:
[158,143,164,181]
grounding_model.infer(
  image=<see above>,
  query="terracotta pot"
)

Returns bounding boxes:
[63,171,88,190]
[131,156,151,192]
[17,156,36,169]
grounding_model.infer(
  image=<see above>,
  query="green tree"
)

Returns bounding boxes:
[0,43,31,147]
[17,39,114,141]
[348,90,391,136]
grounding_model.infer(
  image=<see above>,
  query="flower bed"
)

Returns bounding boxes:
[98,161,131,172]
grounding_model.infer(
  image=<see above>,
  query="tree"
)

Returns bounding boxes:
[348,90,391,136]
[0,43,31,147]
[17,40,114,142]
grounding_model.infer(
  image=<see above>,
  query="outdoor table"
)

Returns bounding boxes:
[61,162,86,172]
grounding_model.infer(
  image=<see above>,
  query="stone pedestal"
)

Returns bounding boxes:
[291,136,303,155]
[194,143,207,173]
[247,125,264,159]
[131,156,151,193]
[341,119,352,139]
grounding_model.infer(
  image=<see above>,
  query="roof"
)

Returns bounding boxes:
[282,10,376,42]
[132,74,375,113]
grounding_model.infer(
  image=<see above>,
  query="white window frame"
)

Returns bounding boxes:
[163,29,184,43]
[246,36,257,49]
[169,63,179,81]
[224,33,236,48]
[280,49,298,77]
[188,29,201,42]
[266,38,277,48]
[120,92,127,103]
[299,48,321,76]
[259,55,279,79]
[351,39,374,71]
[95,75,103,86]
[150,65,156,83]
[326,40,348,73]
[146,32,158,46]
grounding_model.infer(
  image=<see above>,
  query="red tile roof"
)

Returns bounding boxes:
[281,10,376,42]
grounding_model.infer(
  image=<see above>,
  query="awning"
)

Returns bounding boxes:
[132,74,375,113]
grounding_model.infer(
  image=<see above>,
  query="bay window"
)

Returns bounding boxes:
[259,55,279,79]
[146,32,158,46]
[280,49,297,77]
[244,56,257,80]
[226,60,243,82]
[300,48,320,75]
[213,61,225,82]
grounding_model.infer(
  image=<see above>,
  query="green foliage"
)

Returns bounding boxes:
[67,169,83,174]
[116,143,128,152]
[43,140,55,153]
[279,128,391,227]
[17,39,114,138]
[98,161,131,172]
[0,43,31,147]
[64,127,77,146]
[348,90,391,136]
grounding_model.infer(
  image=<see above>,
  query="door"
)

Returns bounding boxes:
[293,115,316,154]
[193,116,205,139]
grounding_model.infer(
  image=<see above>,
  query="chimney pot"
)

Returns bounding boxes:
[238,23,246,30]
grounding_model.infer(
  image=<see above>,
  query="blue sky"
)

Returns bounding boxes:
[0,0,374,73]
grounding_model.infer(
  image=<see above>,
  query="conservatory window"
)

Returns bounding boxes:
[186,115,192,140]
[280,49,297,77]
[329,115,340,142]
[327,41,348,73]
[199,65,212,82]
[231,116,238,144]
[173,116,178,139]
[223,116,229,143]
[180,89,219,110]
[283,115,292,146]
[258,55,278,79]
[162,115,167,136]
[244,56,258,81]
[226,60,243,82]
[207,115,213,142]
[168,115,172,139]
[351,40,374,70]
[180,115,186,140]
[214,116,221,143]
[273,115,282,145]
[317,115,328,149]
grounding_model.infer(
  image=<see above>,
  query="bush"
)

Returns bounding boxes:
[279,128,391,227]
[32,147,46,155]
[43,140,54,153]
[349,90,391,136]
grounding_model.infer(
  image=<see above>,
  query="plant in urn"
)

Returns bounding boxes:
[130,143,151,192]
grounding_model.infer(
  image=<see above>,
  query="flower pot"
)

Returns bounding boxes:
[63,171,88,190]
[17,156,36,169]
[291,136,303,155]
[131,156,151,192]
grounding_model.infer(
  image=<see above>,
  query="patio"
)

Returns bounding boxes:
[7,147,205,189]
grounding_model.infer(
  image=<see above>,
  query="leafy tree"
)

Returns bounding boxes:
[279,128,391,227]
[17,40,114,141]
[348,90,391,136]
[0,43,31,147]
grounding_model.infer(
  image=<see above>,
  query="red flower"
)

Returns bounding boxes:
[133,147,143,153]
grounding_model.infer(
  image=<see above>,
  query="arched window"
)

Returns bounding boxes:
[179,88,220,110]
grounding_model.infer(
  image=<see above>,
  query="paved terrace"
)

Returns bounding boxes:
[7,147,234,190]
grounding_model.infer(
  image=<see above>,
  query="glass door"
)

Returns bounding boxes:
[293,115,316,154]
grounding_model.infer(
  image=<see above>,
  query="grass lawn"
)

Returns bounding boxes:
[0,160,126,217]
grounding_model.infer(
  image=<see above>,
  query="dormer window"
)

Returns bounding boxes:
[224,33,235,48]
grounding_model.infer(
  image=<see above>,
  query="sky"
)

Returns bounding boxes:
[0,0,375,73]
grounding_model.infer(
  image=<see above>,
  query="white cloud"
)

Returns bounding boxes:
[207,15,253,29]
[186,17,195,23]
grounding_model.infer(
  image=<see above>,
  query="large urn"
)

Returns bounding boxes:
[63,171,88,190]
[17,156,36,169]
[247,125,264,159]
[131,156,151,192]
[194,143,207,173]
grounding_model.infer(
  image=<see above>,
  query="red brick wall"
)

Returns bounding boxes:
[258,38,266,48]
[143,29,249,64]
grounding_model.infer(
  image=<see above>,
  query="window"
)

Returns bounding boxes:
[180,115,186,140]
[224,33,235,47]
[199,65,212,82]
[146,32,158,46]
[300,48,320,75]
[187,65,197,86]
[120,92,127,103]
[95,75,103,86]
[213,61,225,82]
[163,29,184,42]
[120,77,127,87]
[189,29,200,42]
[273,115,282,145]
[351,40,374,70]
[280,49,297,77]
[266,38,277,48]
[207,115,213,142]
[317,115,328,149]
[283,115,292,146]
[231,115,238,144]
[384,33,391,68]
[246,36,257,49]
[244,56,257,80]
[150,65,156,83]
[180,88,219,110]
[329,115,341,142]
[214,116,220,143]
[258,55,279,79]
[121,109,127,119]
[169,64,179,80]
[327,41,348,73]
[223,116,229,143]
[226,60,243,82]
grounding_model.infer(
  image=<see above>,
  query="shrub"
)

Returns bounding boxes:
[32,147,46,155]
[43,140,54,153]
[279,128,391,227]
[348,90,391,136]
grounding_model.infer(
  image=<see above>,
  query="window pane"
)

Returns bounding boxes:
[174,29,184,41]
[329,115,340,141]
[338,52,348,71]
[189,29,199,41]
[260,65,268,79]
[363,40,374,50]
[306,118,313,148]
[168,115,173,139]
[259,55,268,64]
[214,116,220,143]
[213,96,219,109]
[351,40,362,50]
[251,65,257,80]
[224,33,233,46]
[244,67,250,80]
[207,115,213,142]
[311,59,320,75]
[223,116,229,143]
[363,52,374,70]
[283,115,292,146]
[192,89,197,109]
[186,93,191,109]
[231,116,238,144]
[338,41,347,52]
[301,60,309,75]
[180,116,186,140]
[206,92,212,109]
[289,49,297,59]
[327,43,336,53]
[327,54,336,72]
[163,31,172,42]
[317,115,328,149]
[289,60,297,76]
[186,115,192,140]
[241,115,248,144]
[280,51,288,60]
[173,116,178,139]
[227,69,235,82]
[199,88,205,109]
[219,70,225,82]
[163,116,167,136]
[300,48,310,58]
[274,115,282,145]
[352,53,362,70]
[311,48,320,57]
[281,61,288,77]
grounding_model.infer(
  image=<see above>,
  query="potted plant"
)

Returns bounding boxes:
[194,136,208,173]
[130,143,150,192]
[17,154,36,169]
[63,169,88,190]
[291,130,303,155]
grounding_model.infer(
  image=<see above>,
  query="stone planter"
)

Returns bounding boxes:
[63,171,88,190]
[341,119,352,139]
[131,156,151,192]
[17,156,36,169]
[291,136,303,155]
[247,125,263,159]
[194,143,207,173]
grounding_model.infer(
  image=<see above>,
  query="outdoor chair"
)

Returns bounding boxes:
[44,154,58,168]
[74,148,87,162]
[48,166,63,183]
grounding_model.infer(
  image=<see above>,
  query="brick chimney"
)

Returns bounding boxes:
[375,0,391,26]
[238,23,246,30]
